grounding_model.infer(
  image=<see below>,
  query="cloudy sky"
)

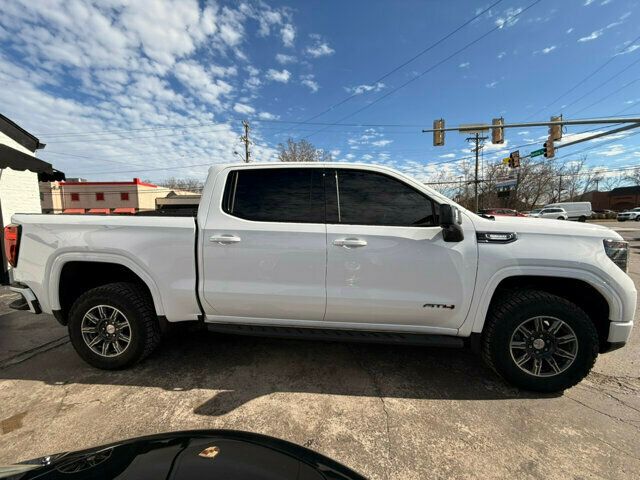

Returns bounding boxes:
[1,0,639,182]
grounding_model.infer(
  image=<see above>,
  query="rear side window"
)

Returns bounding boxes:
[326,169,438,227]
[222,168,325,223]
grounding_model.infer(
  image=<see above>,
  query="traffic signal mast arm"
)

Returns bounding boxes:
[421,117,640,134]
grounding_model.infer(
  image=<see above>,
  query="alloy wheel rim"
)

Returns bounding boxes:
[509,316,578,377]
[81,305,132,357]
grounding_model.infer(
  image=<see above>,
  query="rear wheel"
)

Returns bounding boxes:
[557,216,564,220]
[68,282,160,369]
[482,289,599,392]
[578,216,586,222]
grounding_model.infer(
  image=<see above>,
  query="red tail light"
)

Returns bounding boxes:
[4,224,21,268]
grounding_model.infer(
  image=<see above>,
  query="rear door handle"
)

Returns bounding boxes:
[333,238,367,248]
[209,234,242,245]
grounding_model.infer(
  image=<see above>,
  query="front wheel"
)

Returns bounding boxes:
[68,282,161,369]
[557,216,565,220]
[481,289,599,392]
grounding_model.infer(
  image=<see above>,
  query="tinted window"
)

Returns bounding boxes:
[328,169,437,226]
[223,168,324,223]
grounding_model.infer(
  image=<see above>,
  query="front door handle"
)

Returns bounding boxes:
[209,234,242,245]
[333,238,367,248]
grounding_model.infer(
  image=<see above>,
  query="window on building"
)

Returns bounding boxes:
[120,192,129,201]
[96,193,105,201]
[71,193,80,202]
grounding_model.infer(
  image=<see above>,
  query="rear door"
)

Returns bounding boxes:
[201,167,327,322]
[324,168,478,330]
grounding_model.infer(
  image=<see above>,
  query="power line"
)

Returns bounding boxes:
[571,78,640,116]
[300,0,543,141]
[273,0,504,138]
[523,32,640,120]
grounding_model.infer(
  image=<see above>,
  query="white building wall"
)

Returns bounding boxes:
[0,168,41,226]
[0,131,43,226]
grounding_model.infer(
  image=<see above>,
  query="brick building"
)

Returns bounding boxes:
[579,187,640,211]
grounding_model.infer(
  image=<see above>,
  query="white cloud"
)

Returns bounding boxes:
[566,27,574,34]
[345,82,385,95]
[497,51,506,60]
[495,8,523,29]
[486,80,498,88]
[233,103,255,115]
[258,111,279,120]
[459,62,470,68]
[330,149,341,157]
[578,29,603,42]
[306,35,335,57]
[266,68,291,83]
[616,44,640,55]
[439,153,456,158]
[372,139,393,147]
[361,154,373,160]
[281,23,295,47]
[598,144,626,157]
[174,60,232,107]
[542,45,556,54]
[300,74,319,93]
[584,0,595,5]
[275,53,296,64]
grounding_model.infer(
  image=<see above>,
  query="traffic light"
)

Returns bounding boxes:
[492,117,504,144]
[508,150,520,168]
[543,136,555,158]
[433,118,445,146]
[549,115,562,141]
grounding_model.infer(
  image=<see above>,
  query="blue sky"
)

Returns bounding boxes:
[0,0,639,183]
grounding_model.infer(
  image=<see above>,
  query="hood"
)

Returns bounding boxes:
[4,430,366,480]
[469,214,621,240]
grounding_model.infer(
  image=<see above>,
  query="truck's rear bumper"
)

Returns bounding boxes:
[9,283,41,314]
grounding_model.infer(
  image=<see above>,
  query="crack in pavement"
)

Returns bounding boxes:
[565,393,640,432]
[350,347,392,480]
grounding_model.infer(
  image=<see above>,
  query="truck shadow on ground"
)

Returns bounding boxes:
[0,329,557,416]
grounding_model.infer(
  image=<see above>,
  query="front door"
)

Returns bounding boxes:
[324,168,477,330]
[201,167,327,321]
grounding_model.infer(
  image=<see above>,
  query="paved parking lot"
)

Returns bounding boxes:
[1,220,639,479]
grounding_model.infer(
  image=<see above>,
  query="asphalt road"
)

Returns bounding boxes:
[1,220,639,479]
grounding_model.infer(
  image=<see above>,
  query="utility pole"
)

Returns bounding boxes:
[241,120,250,163]
[466,133,487,212]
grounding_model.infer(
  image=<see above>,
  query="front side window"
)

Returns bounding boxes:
[222,168,324,223]
[70,193,79,201]
[96,193,104,201]
[327,169,437,227]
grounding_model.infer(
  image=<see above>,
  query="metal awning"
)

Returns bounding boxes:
[0,144,64,180]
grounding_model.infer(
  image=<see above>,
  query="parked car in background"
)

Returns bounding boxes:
[478,208,526,217]
[542,202,592,222]
[528,207,569,220]
[617,207,640,222]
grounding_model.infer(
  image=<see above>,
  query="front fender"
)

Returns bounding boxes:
[459,265,629,336]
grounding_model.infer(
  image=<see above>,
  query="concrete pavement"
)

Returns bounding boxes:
[0,221,639,479]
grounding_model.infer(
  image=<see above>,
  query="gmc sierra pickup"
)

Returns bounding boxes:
[4,163,636,392]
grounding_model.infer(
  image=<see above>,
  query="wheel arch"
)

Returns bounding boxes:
[49,254,165,324]
[468,268,620,351]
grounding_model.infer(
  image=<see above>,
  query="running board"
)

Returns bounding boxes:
[206,323,465,348]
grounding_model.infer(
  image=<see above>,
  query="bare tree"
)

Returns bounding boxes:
[158,177,204,192]
[601,174,624,191]
[624,167,640,186]
[278,138,332,162]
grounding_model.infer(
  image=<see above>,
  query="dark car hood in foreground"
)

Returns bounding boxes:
[3,430,366,480]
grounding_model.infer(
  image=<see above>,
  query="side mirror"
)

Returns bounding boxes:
[439,204,464,242]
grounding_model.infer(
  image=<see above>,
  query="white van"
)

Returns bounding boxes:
[543,202,592,222]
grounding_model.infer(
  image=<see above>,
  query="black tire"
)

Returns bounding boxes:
[68,282,160,369]
[481,289,598,392]
[557,216,564,220]
[635,216,640,222]
[578,216,586,222]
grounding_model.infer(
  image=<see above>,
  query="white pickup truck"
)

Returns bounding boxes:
[4,163,636,392]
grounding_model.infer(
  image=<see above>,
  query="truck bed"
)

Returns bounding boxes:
[9,213,200,322]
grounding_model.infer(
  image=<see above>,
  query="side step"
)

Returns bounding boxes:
[206,323,465,348]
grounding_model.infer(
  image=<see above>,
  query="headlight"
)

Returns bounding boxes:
[604,239,628,272]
